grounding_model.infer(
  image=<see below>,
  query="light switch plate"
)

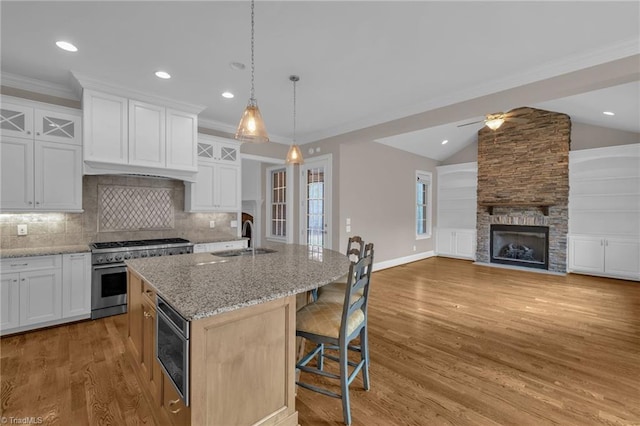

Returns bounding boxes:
[346,225,351,233]
[17,224,28,236]
[346,218,351,225]
[209,221,215,228]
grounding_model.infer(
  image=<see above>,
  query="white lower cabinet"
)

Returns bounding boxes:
[436,228,476,260]
[62,253,92,318]
[0,252,91,335]
[1,273,20,330]
[19,268,62,327]
[568,235,640,281]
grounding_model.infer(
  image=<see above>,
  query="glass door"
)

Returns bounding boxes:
[300,156,332,249]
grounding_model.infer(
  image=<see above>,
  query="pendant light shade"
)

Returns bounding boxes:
[236,100,269,143]
[286,144,303,164]
[235,0,269,143]
[285,75,304,165]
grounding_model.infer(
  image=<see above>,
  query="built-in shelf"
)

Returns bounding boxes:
[479,202,554,216]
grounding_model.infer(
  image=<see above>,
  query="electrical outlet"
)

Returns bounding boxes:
[17,224,28,236]
[209,221,215,228]
[230,220,238,228]
[413,245,417,252]
[346,225,351,233]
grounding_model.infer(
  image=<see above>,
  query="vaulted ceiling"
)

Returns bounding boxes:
[2,1,638,160]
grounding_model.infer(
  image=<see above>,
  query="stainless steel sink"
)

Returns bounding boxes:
[213,248,277,257]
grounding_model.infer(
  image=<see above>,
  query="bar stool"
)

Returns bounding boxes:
[312,236,365,302]
[296,243,374,425]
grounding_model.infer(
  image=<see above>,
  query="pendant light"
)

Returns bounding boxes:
[285,75,304,165]
[235,0,269,143]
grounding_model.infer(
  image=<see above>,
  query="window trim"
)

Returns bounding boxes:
[266,165,293,243]
[416,170,432,240]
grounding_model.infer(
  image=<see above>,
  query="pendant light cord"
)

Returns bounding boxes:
[293,78,297,144]
[250,0,256,101]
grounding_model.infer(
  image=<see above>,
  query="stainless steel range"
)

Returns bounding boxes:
[90,238,193,319]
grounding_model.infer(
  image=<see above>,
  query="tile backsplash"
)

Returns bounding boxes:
[0,175,238,249]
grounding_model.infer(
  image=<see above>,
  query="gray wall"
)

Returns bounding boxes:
[338,141,439,263]
[571,122,640,150]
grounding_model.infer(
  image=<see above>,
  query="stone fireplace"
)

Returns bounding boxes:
[476,107,570,273]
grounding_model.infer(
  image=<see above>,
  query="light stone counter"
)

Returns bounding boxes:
[126,243,350,320]
[0,244,91,259]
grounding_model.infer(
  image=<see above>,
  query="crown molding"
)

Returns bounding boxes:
[0,72,79,101]
[301,38,640,144]
[71,72,206,114]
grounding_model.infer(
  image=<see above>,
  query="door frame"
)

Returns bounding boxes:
[299,154,332,248]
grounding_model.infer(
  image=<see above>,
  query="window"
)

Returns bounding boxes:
[267,167,287,240]
[416,171,432,239]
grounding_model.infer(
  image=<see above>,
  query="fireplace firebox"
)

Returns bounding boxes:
[490,225,549,270]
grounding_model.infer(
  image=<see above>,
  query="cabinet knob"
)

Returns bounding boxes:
[35,201,40,205]
[28,201,33,205]
[27,131,31,135]
[36,132,40,136]
[143,311,151,318]
[21,278,25,282]
[12,280,17,283]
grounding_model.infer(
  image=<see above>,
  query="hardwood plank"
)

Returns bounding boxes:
[1,257,639,425]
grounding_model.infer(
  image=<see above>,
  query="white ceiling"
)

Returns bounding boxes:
[1,1,639,161]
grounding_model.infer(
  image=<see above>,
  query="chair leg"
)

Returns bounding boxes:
[340,344,352,425]
[360,327,370,391]
[317,343,324,371]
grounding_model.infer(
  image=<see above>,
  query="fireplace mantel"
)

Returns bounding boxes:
[479,202,553,216]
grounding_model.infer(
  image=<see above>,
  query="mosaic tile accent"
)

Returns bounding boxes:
[99,185,174,231]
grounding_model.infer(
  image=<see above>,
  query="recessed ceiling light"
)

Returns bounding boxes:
[155,71,171,79]
[230,62,246,71]
[442,140,448,145]
[222,92,234,99]
[56,41,78,52]
[603,111,615,116]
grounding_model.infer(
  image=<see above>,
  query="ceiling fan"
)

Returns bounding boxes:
[458,111,528,131]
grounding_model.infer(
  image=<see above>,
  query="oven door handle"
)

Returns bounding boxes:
[93,264,127,270]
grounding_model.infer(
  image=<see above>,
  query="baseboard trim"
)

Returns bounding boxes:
[373,251,435,271]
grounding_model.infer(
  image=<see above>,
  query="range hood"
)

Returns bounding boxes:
[84,160,198,182]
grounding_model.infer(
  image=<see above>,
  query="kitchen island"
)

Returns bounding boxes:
[125,243,350,426]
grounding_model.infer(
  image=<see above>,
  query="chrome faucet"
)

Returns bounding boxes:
[242,220,255,256]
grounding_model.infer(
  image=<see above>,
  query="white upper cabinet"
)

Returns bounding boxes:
[166,109,197,171]
[0,137,34,210]
[35,141,83,211]
[129,100,166,168]
[0,96,83,212]
[2,98,81,145]
[75,75,205,180]
[185,135,241,212]
[1,102,34,139]
[83,90,128,164]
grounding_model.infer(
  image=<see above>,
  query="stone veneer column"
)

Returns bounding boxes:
[476,107,570,273]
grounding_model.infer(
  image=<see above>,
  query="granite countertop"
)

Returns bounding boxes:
[0,245,91,259]
[126,243,351,321]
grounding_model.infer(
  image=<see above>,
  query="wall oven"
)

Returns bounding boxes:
[90,238,193,319]
[156,295,190,406]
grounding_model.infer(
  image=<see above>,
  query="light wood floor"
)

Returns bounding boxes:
[2,257,639,425]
